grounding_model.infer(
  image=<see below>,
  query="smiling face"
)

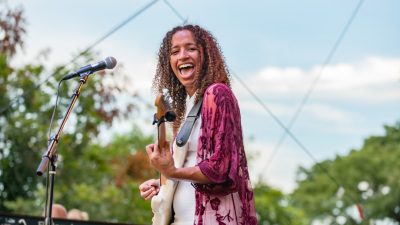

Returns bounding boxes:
[170,30,203,96]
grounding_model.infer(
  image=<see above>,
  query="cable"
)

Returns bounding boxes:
[231,69,364,220]
[82,0,160,55]
[257,0,365,219]
[231,71,324,164]
[163,0,187,24]
[47,81,62,140]
[164,1,366,219]
[162,0,330,188]
[162,0,330,185]
[263,0,365,174]
[0,0,160,115]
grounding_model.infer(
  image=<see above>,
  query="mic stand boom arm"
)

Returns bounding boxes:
[36,73,90,225]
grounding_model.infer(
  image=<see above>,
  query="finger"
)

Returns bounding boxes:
[145,144,155,156]
[139,180,152,191]
[153,179,161,188]
[140,188,150,198]
[149,179,160,187]
[145,189,158,200]
[153,142,161,154]
[139,181,149,191]
[141,187,155,199]
[143,188,155,200]
[139,184,151,192]
[163,140,170,150]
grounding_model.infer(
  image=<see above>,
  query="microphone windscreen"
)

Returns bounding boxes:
[105,56,117,69]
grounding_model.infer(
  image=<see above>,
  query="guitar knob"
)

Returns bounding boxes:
[165,111,177,122]
[177,139,183,146]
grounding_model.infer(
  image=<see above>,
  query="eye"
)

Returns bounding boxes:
[188,47,198,52]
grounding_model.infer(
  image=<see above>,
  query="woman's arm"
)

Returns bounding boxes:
[146,142,211,184]
[167,166,211,184]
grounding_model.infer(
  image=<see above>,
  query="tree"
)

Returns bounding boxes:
[0,4,166,224]
[0,3,25,57]
[254,183,307,225]
[4,128,158,224]
[291,122,400,224]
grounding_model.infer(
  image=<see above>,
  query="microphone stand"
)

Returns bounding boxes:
[36,73,90,225]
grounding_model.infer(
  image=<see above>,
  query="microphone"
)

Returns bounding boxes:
[61,56,117,81]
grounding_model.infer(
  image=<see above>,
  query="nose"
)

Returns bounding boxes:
[178,50,189,60]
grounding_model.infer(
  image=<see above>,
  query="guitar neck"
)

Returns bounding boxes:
[158,122,167,185]
[154,92,176,187]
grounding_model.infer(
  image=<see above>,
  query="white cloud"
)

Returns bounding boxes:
[238,101,293,117]
[245,139,308,193]
[235,57,400,134]
[237,57,400,103]
[235,58,400,193]
[304,104,354,123]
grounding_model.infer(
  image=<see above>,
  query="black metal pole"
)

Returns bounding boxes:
[44,158,56,225]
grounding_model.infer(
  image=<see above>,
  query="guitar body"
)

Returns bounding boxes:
[151,179,175,225]
[151,142,188,225]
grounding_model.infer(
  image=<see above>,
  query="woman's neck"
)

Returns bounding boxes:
[186,88,196,97]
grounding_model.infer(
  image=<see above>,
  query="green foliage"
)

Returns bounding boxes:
[0,4,156,224]
[4,3,399,225]
[4,125,157,224]
[0,53,53,209]
[0,45,139,209]
[53,129,157,223]
[254,183,307,225]
[291,122,400,224]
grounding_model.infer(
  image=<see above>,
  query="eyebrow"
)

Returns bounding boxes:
[171,42,198,49]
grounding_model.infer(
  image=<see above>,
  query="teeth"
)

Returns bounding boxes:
[179,64,193,69]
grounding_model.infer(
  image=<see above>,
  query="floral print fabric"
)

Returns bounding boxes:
[193,83,257,225]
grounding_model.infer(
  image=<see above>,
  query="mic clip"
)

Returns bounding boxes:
[78,71,92,83]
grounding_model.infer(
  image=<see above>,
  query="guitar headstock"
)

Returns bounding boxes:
[154,89,176,123]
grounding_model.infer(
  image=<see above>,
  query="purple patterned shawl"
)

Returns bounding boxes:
[192,83,257,225]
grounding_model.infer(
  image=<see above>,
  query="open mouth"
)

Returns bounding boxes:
[178,63,195,77]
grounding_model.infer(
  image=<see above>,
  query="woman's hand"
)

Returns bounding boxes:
[146,141,176,178]
[146,141,211,184]
[139,179,160,200]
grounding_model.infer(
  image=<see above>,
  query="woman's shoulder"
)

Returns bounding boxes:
[204,82,232,96]
[202,82,237,107]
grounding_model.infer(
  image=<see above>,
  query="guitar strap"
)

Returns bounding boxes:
[175,98,203,147]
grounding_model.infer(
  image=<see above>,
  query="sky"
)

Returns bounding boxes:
[6,0,400,193]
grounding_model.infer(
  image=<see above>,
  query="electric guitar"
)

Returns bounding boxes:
[150,90,188,225]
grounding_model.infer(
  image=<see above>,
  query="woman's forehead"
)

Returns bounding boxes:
[171,30,197,45]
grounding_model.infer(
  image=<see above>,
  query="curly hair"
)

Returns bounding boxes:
[152,24,231,130]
